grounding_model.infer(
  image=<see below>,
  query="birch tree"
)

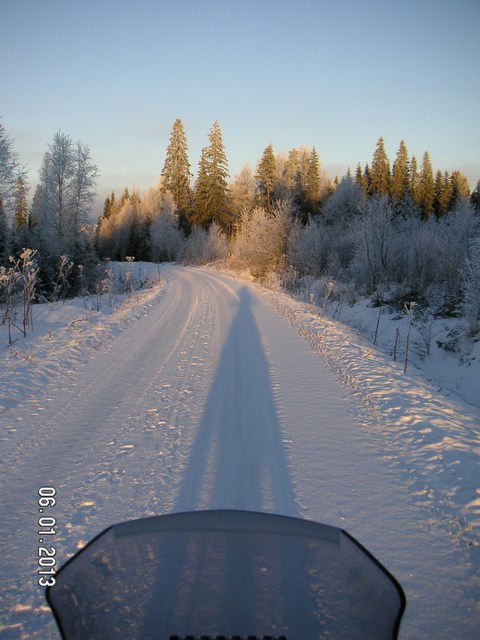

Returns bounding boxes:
[35,132,97,256]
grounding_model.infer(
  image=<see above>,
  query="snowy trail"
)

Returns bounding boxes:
[0,265,478,639]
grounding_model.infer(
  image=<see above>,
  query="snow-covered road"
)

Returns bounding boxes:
[0,266,478,638]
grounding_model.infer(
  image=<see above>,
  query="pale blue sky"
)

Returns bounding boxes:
[2,0,479,207]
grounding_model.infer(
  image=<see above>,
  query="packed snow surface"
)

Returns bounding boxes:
[0,265,478,639]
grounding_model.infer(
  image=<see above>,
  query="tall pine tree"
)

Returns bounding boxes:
[419,151,434,218]
[305,147,321,212]
[409,155,421,206]
[370,137,390,196]
[450,170,471,208]
[161,118,192,215]
[193,121,230,231]
[256,143,276,212]
[391,140,409,201]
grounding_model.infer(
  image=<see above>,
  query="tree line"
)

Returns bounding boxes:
[1,117,480,339]
[97,120,479,265]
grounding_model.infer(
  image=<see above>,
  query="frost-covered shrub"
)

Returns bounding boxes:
[287,218,327,276]
[150,209,184,262]
[287,216,355,280]
[350,198,479,310]
[230,201,292,278]
[181,228,210,265]
[462,236,480,336]
[207,222,229,262]
[351,195,396,293]
[181,223,229,265]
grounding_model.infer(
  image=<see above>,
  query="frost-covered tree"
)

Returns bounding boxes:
[150,191,183,262]
[352,195,396,292]
[229,164,256,223]
[36,132,75,252]
[0,121,25,211]
[283,148,300,197]
[71,141,98,249]
[322,174,364,223]
[462,237,480,336]
[0,122,27,260]
[34,132,97,257]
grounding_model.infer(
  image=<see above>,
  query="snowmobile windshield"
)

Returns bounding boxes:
[46,510,405,640]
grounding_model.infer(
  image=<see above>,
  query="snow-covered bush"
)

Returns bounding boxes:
[150,207,184,262]
[181,223,228,265]
[462,236,480,336]
[287,217,327,276]
[230,201,292,278]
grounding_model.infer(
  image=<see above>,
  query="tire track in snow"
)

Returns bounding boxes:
[0,267,220,638]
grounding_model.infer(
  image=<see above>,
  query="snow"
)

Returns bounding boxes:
[0,264,478,639]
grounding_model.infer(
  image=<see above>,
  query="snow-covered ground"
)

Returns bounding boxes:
[0,264,478,639]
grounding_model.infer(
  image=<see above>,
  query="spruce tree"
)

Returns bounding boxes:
[419,151,434,218]
[161,118,192,215]
[305,147,321,212]
[363,163,372,195]
[433,170,445,217]
[256,143,276,212]
[450,170,471,208]
[354,163,367,195]
[409,155,421,206]
[391,140,409,201]
[370,137,390,196]
[193,121,230,231]
[193,147,211,228]
[439,171,453,216]
[207,120,230,227]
